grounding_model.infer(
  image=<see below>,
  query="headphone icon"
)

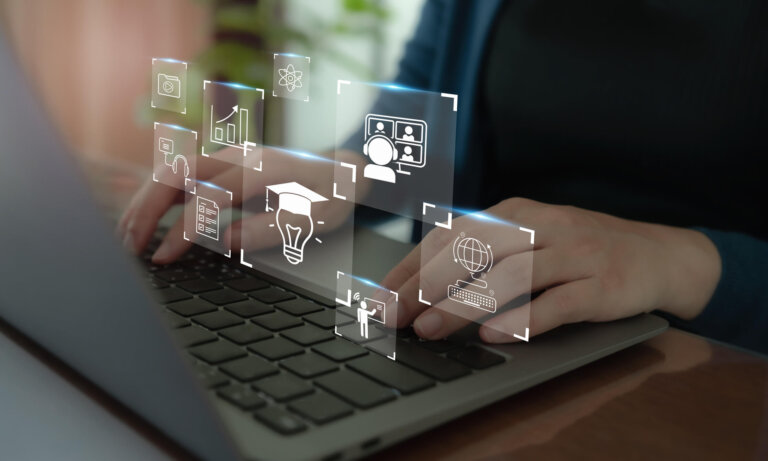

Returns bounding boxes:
[170,154,190,178]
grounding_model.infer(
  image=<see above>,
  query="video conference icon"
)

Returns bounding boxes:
[362,114,427,183]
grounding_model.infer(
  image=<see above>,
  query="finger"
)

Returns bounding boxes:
[479,278,599,343]
[226,213,284,253]
[151,201,193,264]
[120,180,183,255]
[396,224,535,328]
[413,247,575,339]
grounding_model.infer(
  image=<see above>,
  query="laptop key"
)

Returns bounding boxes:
[275,299,323,316]
[312,338,368,362]
[253,373,314,402]
[448,346,506,370]
[193,311,244,330]
[418,339,462,354]
[219,324,272,345]
[220,356,278,382]
[217,385,266,411]
[190,340,247,365]
[315,370,396,409]
[164,311,190,329]
[200,289,248,306]
[174,325,217,348]
[167,298,218,317]
[280,353,338,378]
[155,287,192,304]
[248,337,304,361]
[149,277,169,289]
[376,340,471,382]
[253,406,306,435]
[280,325,334,346]
[288,393,353,425]
[225,277,270,292]
[347,354,435,395]
[335,322,386,343]
[175,278,221,294]
[249,287,295,304]
[194,363,230,388]
[303,309,352,329]
[154,268,199,283]
[224,299,274,318]
[252,312,303,332]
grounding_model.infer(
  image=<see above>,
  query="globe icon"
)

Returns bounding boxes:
[455,237,491,273]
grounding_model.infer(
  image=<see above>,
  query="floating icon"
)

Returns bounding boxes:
[277,64,303,93]
[196,197,220,241]
[157,73,181,99]
[265,182,328,265]
[362,114,427,184]
[447,233,497,313]
[158,136,189,177]
[356,297,385,339]
[208,104,256,156]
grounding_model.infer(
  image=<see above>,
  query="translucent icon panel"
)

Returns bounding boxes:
[419,211,534,342]
[334,81,456,224]
[184,181,234,258]
[151,58,188,114]
[335,272,398,360]
[273,53,311,102]
[202,80,265,169]
[153,123,197,191]
[240,147,353,302]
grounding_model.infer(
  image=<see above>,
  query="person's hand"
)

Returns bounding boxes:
[382,198,722,343]
[117,147,365,264]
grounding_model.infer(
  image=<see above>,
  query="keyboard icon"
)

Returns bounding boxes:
[447,284,497,313]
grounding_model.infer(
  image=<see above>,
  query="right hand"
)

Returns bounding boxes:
[117,146,365,264]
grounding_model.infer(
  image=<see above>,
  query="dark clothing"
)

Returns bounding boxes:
[394,0,768,353]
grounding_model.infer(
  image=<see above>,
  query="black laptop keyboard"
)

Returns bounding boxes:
[140,237,506,435]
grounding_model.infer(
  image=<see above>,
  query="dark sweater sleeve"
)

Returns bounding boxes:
[666,228,768,355]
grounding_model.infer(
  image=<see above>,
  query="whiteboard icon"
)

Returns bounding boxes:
[157,73,181,99]
[196,197,220,241]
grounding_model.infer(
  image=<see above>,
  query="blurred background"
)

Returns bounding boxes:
[0,0,423,175]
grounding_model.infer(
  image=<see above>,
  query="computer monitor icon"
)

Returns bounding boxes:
[363,114,428,183]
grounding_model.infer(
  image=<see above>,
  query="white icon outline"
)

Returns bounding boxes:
[362,114,427,184]
[157,73,181,99]
[447,233,497,313]
[265,182,328,265]
[277,63,303,93]
[195,196,220,241]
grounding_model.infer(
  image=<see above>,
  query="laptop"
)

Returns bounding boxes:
[0,31,667,461]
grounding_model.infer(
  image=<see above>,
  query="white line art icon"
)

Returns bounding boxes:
[158,137,189,178]
[209,104,256,156]
[196,196,220,241]
[277,64,303,92]
[157,73,181,99]
[265,182,328,265]
[447,233,497,313]
[362,114,427,184]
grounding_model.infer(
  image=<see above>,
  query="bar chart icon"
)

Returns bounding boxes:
[210,104,249,150]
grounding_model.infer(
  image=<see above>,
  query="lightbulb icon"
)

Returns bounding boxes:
[266,182,328,265]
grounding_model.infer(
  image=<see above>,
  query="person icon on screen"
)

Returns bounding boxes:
[401,145,415,163]
[374,121,386,134]
[363,135,397,183]
[357,300,377,339]
[402,125,416,141]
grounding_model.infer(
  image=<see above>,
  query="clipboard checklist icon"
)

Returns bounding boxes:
[195,196,220,241]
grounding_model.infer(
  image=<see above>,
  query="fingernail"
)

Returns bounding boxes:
[414,312,442,338]
[480,327,505,343]
[122,233,136,254]
[152,240,174,263]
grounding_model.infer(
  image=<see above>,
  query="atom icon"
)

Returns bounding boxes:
[278,64,303,92]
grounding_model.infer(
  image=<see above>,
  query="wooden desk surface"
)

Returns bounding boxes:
[372,328,768,460]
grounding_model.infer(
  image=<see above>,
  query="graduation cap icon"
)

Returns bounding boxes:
[265,182,328,265]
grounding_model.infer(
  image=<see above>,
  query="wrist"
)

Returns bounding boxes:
[653,225,722,320]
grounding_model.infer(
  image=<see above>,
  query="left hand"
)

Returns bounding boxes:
[382,198,721,343]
